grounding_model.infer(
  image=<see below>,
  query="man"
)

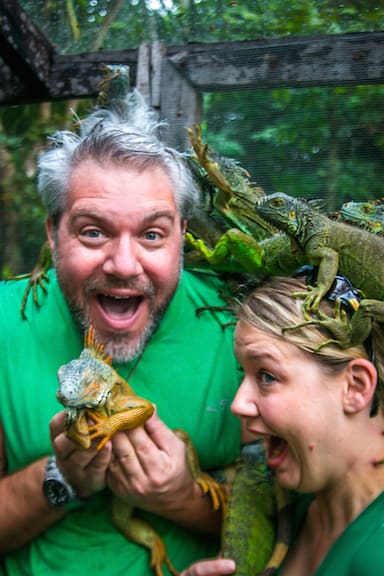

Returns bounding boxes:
[0,93,241,574]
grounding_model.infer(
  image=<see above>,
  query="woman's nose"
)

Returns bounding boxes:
[231,378,259,418]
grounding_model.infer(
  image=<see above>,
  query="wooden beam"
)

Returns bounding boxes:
[168,32,384,90]
[49,51,138,101]
[0,0,53,101]
[0,29,383,105]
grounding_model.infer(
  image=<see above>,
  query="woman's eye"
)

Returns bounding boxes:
[259,371,276,386]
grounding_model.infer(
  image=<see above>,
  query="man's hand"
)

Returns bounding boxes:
[107,411,222,534]
[107,411,195,512]
[50,411,112,499]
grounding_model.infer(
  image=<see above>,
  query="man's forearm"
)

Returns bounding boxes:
[0,458,65,554]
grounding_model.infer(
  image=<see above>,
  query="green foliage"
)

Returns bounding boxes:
[202,85,384,209]
[0,99,92,278]
[19,0,384,52]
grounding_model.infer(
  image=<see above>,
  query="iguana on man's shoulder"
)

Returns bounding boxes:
[58,326,226,576]
[254,192,384,355]
[185,230,306,280]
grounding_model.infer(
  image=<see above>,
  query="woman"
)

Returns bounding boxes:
[182,275,384,575]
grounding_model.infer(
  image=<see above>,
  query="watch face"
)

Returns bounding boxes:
[43,479,71,506]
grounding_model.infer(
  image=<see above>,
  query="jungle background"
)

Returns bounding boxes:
[1,0,383,278]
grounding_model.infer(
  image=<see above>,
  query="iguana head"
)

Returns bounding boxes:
[340,200,384,235]
[57,326,115,409]
[255,192,317,242]
[57,350,115,408]
[255,192,299,233]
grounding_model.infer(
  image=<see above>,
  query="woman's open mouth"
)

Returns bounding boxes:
[266,435,289,469]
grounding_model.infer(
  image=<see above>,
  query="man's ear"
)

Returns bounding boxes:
[181,219,187,234]
[343,358,377,414]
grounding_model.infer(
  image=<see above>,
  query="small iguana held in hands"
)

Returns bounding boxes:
[254,192,384,352]
[57,326,226,576]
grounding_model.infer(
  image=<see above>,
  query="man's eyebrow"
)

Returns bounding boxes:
[140,211,176,226]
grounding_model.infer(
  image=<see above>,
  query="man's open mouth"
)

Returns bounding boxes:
[97,294,143,319]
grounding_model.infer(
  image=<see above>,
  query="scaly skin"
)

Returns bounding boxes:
[8,240,51,319]
[185,230,306,278]
[187,125,275,241]
[255,192,384,352]
[221,440,290,576]
[57,325,155,449]
[340,198,384,236]
[57,326,226,576]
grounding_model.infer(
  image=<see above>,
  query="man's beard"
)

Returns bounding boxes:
[53,250,183,363]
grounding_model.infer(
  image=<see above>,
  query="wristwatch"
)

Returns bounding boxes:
[42,456,80,508]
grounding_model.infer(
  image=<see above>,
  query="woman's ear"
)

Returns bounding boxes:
[343,358,377,414]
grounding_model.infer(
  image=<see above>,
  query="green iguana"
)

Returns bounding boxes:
[58,326,227,576]
[254,192,384,369]
[187,125,274,242]
[185,230,306,280]
[221,439,290,576]
[340,198,384,236]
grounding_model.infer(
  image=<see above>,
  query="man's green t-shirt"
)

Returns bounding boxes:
[276,491,384,575]
[0,269,241,575]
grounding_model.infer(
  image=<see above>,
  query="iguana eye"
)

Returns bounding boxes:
[270,198,284,208]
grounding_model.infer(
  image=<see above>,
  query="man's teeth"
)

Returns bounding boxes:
[98,294,141,317]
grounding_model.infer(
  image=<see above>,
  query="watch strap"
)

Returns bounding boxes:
[43,456,84,510]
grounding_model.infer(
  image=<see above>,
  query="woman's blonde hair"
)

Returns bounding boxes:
[236,276,384,410]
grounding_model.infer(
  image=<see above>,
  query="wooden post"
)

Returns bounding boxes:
[136,41,202,150]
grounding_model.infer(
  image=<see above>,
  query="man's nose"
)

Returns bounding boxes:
[103,236,144,278]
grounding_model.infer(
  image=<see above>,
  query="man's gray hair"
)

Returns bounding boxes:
[37,90,200,224]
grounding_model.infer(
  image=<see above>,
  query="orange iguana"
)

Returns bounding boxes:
[57,326,226,576]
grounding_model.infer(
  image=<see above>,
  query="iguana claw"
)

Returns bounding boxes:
[8,240,51,318]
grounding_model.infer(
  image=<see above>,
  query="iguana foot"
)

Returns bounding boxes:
[174,429,228,512]
[64,409,92,448]
[87,402,154,450]
[282,304,351,349]
[8,241,51,319]
[292,285,325,320]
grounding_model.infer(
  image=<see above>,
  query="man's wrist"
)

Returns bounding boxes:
[42,456,85,510]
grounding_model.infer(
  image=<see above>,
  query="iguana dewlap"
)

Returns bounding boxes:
[57,326,226,576]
